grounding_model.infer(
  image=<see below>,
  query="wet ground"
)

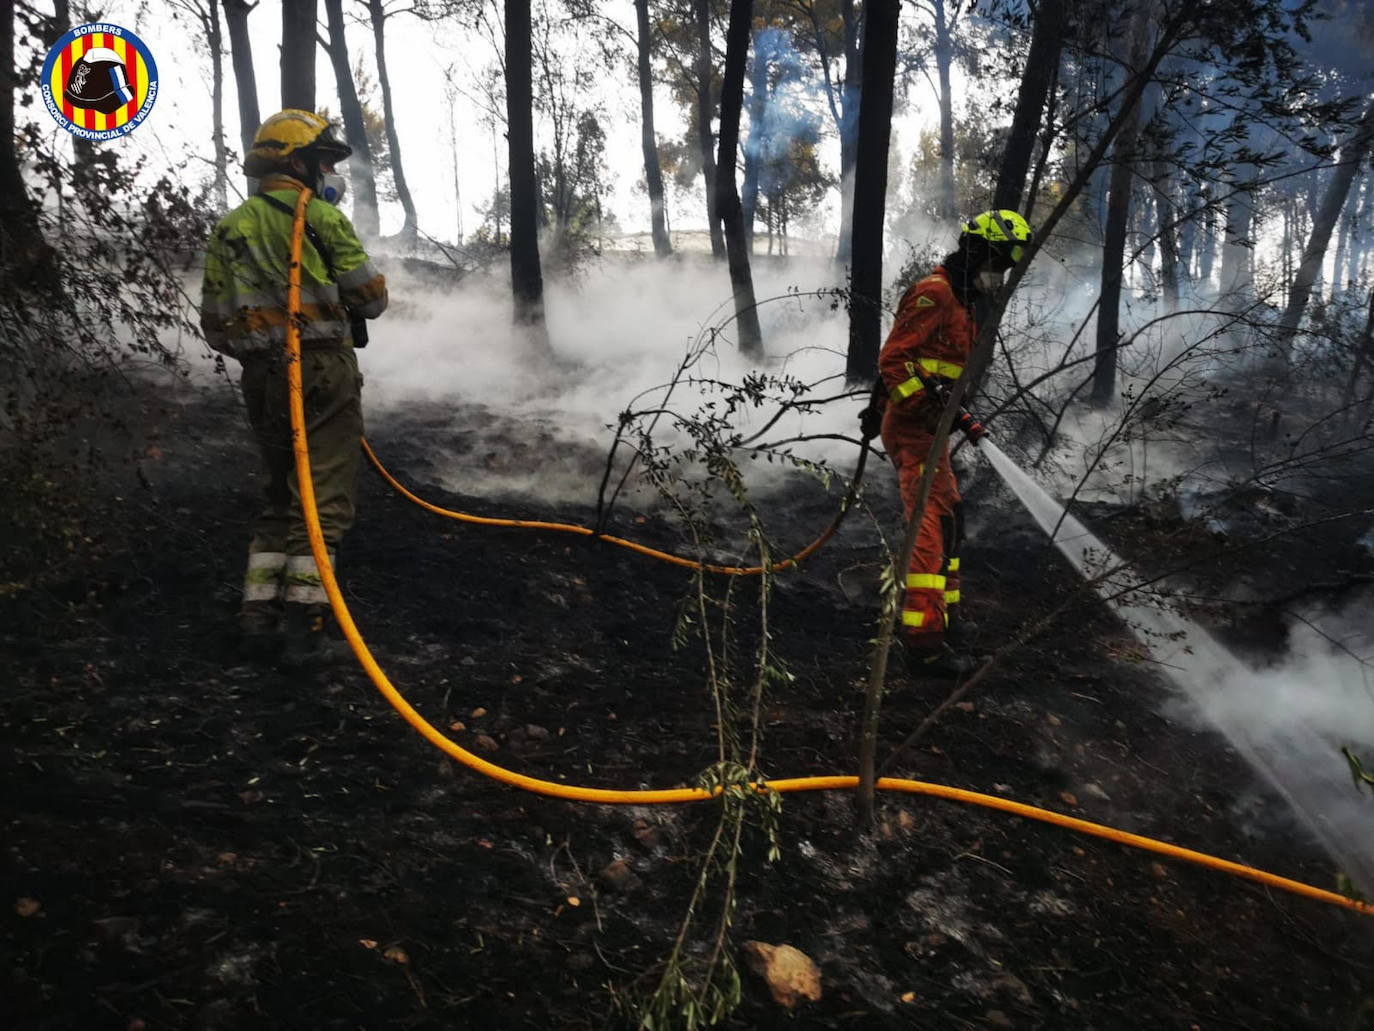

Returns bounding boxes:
[3,375,1373,1030]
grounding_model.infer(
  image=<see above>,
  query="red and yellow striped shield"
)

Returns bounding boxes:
[41,23,159,139]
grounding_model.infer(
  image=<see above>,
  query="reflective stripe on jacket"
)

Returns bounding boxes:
[878,267,975,404]
[200,174,388,357]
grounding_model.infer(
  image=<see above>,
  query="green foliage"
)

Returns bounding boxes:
[601,298,852,1030]
[1,17,211,603]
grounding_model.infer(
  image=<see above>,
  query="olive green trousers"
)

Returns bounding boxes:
[239,348,363,608]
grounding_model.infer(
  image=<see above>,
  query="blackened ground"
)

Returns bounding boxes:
[2,376,1372,1031]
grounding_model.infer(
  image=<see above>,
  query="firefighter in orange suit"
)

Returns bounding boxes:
[861,210,1032,677]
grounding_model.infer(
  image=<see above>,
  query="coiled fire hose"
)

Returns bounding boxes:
[282,188,1372,918]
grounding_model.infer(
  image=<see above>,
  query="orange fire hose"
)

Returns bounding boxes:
[283,188,1372,920]
[360,428,866,576]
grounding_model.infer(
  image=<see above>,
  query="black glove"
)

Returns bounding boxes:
[860,403,884,441]
[350,315,369,348]
[954,409,988,444]
[860,379,887,441]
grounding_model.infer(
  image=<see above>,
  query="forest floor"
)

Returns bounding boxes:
[3,369,1374,1031]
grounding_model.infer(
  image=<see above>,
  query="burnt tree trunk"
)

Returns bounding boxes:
[322,0,379,237]
[695,0,725,259]
[991,0,1064,214]
[1,1,57,279]
[1,0,37,264]
[1348,175,1370,286]
[741,29,767,255]
[280,0,316,110]
[836,0,860,264]
[367,0,417,242]
[1151,152,1181,311]
[845,0,899,382]
[1276,96,1374,358]
[1091,8,1150,407]
[634,0,671,256]
[717,0,763,357]
[223,0,261,160]
[505,0,550,351]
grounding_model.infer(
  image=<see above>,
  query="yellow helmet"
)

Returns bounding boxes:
[962,209,1032,267]
[245,109,352,176]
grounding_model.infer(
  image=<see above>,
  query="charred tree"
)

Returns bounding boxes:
[322,0,380,238]
[1348,175,1371,287]
[1275,95,1374,358]
[741,28,767,255]
[1091,7,1150,408]
[836,0,860,264]
[224,0,261,156]
[505,0,551,351]
[0,0,47,278]
[280,0,317,110]
[717,0,764,357]
[366,0,417,242]
[1150,148,1182,312]
[991,0,1065,214]
[845,0,899,382]
[695,0,725,258]
[634,0,671,256]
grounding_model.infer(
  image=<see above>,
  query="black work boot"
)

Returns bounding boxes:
[239,600,283,664]
[944,615,980,650]
[904,640,983,679]
[280,603,354,672]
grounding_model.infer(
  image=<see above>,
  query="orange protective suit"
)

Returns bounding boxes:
[878,266,974,650]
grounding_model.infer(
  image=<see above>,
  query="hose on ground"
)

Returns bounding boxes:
[360,431,868,577]
[282,188,1373,921]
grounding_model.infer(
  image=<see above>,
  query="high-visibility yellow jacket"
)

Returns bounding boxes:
[200,174,387,358]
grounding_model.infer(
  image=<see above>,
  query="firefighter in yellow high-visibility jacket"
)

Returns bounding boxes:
[200,110,388,670]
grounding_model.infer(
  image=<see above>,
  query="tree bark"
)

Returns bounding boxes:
[1150,153,1181,312]
[741,28,767,256]
[223,0,261,162]
[46,0,94,189]
[991,0,1065,214]
[634,0,671,257]
[931,0,956,219]
[206,0,228,210]
[366,0,417,242]
[322,0,379,237]
[0,0,36,263]
[505,0,550,349]
[1275,95,1374,358]
[1091,7,1151,407]
[1349,174,1371,286]
[717,0,763,357]
[694,0,725,258]
[280,0,317,111]
[835,0,860,265]
[1,0,58,292]
[845,0,900,384]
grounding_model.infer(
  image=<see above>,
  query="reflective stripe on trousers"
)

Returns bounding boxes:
[243,550,287,602]
[284,551,335,605]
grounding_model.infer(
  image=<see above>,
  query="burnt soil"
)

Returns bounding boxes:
[3,374,1374,1031]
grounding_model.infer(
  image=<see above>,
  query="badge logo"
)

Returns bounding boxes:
[41,23,158,140]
